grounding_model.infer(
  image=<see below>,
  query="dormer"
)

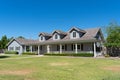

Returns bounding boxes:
[52,30,67,40]
[39,32,51,41]
[69,27,86,39]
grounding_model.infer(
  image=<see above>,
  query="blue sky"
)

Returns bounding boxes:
[0,0,120,39]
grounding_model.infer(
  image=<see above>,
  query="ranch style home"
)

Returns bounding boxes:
[7,27,105,57]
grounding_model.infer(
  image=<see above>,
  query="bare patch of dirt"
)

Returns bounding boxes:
[0,69,33,75]
[50,62,70,66]
[102,66,120,72]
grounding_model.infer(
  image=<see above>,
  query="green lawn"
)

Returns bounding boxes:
[0,54,120,80]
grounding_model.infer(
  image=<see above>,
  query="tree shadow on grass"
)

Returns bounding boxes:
[0,56,10,59]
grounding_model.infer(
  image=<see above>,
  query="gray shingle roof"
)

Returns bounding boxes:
[7,27,103,46]
[15,38,39,45]
[69,27,86,33]
[56,28,100,40]
[38,28,102,44]
[39,32,52,36]
[81,28,100,39]
[52,30,67,35]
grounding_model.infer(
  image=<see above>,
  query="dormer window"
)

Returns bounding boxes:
[53,33,60,40]
[73,32,76,38]
[69,27,86,39]
[39,35,45,41]
[55,34,58,39]
[41,36,43,40]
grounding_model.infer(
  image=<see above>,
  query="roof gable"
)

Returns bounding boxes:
[7,38,39,46]
[52,30,67,35]
[6,38,22,47]
[39,32,51,37]
[81,28,101,38]
[69,27,86,33]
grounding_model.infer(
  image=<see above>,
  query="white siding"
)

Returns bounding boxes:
[8,41,23,54]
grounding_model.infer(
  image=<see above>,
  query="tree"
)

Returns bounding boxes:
[0,35,9,49]
[8,37,14,42]
[0,40,1,49]
[106,22,120,43]
[105,22,120,56]
[18,36,25,39]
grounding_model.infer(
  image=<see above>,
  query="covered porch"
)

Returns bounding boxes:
[23,41,103,57]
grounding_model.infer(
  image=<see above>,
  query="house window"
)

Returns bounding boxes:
[40,46,42,50]
[16,47,20,50]
[55,34,58,39]
[9,47,14,51]
[77,45,80,49]
[73,32,76,38]
[57,45,60,51]
[62,45,64,49]
[41,36,43,40]
[71,44,75,51]
[65,44,67,51]
[81,44,83,51]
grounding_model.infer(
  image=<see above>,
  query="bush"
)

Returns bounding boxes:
[5,51,18,54]
[104,54,110,57]
[44,53,94,57]
[106,47,120,57]
[22,52,37,55]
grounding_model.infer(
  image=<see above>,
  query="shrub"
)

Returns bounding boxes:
[22,52,37,55]
[106,47,120,57]
[44,53,94,57]
[5,51,18,54]
[104,54,110,57]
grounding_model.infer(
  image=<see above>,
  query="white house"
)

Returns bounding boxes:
[7,27,105,57]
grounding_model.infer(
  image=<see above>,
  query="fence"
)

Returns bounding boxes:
[0,49,5,54]
[107,47,120,57]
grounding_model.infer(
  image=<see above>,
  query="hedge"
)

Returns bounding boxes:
[5,51,18,54]
[22,52,37,55]
[44,53,94,57]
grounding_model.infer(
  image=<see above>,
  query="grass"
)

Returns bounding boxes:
[0,54,120,80]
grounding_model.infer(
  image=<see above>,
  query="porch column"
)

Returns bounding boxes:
[47,45,50,53]
[75,43,78,53]
[38,45,40,55]
[94,42,97,57]
[60,44,62,53]
[30,46,32,53]
[24,46,26,52]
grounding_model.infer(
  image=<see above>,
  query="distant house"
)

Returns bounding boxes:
[7,27,104,57]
